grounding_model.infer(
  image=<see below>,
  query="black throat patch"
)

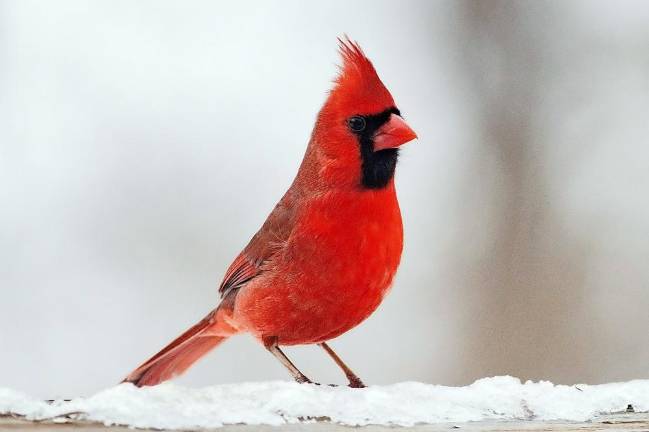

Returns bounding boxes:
[351,107,401,189]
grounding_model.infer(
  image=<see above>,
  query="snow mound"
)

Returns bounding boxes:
[2,377,649,429]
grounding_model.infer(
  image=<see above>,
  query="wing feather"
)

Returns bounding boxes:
[218,189,300,298]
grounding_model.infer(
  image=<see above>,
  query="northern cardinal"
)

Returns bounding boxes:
[124,37,417,388]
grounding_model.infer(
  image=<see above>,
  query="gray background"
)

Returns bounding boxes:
[1,0,649,399]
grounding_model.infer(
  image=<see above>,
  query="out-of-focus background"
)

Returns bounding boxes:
[1,0,649,399]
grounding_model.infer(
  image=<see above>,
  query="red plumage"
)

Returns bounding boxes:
[124,37,417,387]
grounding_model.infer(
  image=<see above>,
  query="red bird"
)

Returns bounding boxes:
[124,37,417,388]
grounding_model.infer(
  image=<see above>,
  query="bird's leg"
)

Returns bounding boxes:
[263,336,313,384]
[319,342,366,388]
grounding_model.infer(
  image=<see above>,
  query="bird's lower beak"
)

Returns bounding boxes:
[372,114,417,151]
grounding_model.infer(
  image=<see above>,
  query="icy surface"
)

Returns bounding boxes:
[2,377,649,429]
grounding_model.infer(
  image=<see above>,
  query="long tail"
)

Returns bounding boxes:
[123,309,232,387]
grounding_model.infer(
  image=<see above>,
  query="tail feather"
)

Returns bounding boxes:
[123,310,229,387]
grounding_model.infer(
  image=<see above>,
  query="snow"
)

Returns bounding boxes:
[1,377,649,429]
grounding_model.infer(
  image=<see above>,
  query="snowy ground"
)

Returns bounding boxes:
[1,377,649,430]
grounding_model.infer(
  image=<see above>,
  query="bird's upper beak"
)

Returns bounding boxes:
[372,114,417,151]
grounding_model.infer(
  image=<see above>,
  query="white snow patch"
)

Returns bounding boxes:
[1,377,649,429]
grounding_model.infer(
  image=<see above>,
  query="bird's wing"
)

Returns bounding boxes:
[218,189,299,298]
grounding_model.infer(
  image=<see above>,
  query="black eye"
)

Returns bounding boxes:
[348,116,366,132]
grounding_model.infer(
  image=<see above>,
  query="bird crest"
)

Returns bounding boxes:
[329,36,395,115]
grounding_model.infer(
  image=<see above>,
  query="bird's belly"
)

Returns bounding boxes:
[233,192,403,345]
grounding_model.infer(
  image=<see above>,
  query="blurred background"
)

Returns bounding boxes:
[1,0,649,399]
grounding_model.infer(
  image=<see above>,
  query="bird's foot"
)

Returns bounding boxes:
[295,374,364,388]
[295,378,340,387]
[295,374,313,385]
[347,376,366,388]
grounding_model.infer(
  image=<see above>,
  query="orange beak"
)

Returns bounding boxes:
[372,114,417,151]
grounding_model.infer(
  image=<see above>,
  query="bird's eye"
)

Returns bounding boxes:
[348,116,366,132]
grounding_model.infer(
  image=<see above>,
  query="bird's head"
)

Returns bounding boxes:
[311,37,417,190]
